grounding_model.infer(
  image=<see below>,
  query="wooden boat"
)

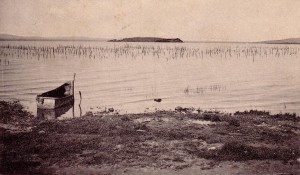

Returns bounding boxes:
[36,74,75,109]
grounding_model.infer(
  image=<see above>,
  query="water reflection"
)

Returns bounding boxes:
[37,101,74,120]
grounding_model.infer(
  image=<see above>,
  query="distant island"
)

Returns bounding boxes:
[260,38,300,44]
[108,37,183,43]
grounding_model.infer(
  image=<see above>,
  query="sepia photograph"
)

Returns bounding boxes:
[1,0,300,174]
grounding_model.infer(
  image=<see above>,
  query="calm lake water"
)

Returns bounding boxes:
[1,41,300,118]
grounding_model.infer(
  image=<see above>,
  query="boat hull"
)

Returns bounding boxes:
[36,95,74,109]
[36,81,74,109]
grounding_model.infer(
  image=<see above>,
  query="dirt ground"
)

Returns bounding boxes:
[1,100,300,175]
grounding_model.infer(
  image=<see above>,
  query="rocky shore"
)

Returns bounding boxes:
[1,100,300,175]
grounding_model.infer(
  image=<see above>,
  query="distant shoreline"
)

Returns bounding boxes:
[0,38,107,42]
[0,34,108,42]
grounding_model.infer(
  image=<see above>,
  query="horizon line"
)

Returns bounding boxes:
[0,33,299,44]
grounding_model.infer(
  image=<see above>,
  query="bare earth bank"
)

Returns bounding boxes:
[1,101,300,175]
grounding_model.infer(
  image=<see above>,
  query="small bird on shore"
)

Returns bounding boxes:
[154,98,162,102]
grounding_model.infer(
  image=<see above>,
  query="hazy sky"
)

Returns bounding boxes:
[0,0,300,41]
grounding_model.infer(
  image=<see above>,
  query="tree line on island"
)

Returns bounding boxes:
[108,37,183,43]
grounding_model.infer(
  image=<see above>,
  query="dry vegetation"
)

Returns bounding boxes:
[1,101,300,174]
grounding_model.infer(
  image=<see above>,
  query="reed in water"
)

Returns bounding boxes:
[1,44,300,61]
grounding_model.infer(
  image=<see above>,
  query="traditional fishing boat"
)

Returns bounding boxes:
[36,74,75,109]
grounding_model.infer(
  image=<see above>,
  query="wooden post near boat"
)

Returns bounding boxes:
[72,73,76,96]
[72,73,76,117]
[79,91,82,117]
